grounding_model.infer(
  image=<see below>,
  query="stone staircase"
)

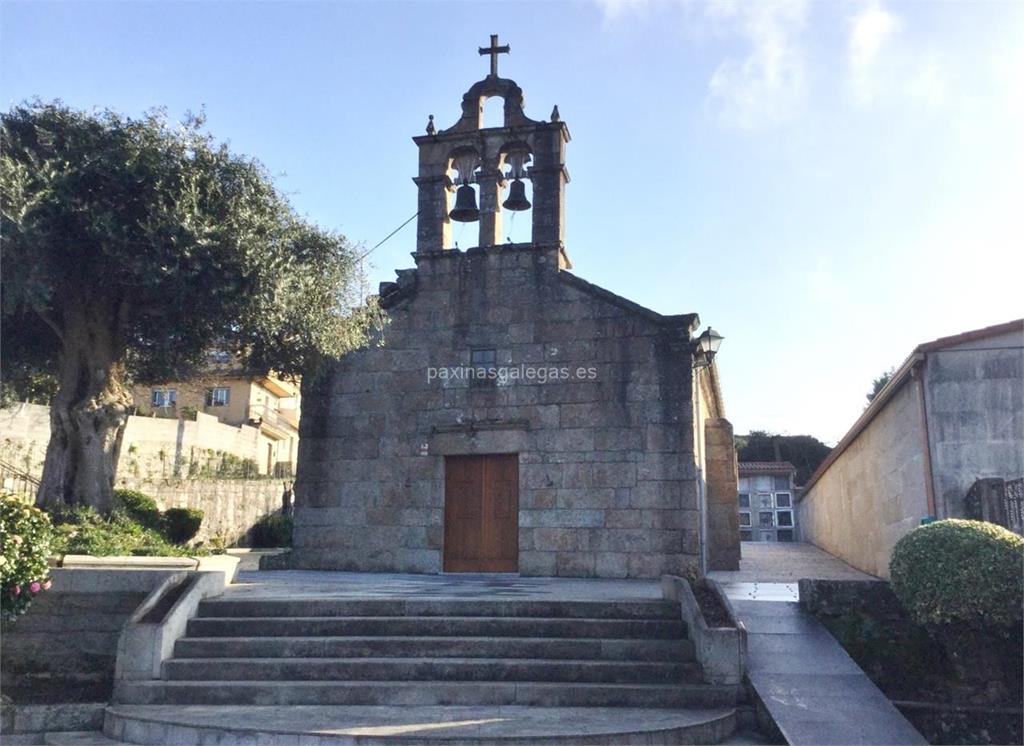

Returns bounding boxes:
[113,597,739,710]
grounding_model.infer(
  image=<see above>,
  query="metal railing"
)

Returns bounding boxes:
[965,477,1023,535]
[248,404,299,432]
[0,459,41,498]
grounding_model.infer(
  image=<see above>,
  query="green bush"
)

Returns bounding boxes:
[250,513,293,548]
[51,506,204,558]
[1,491,57,622]
[113,489,162,531]
[890,519,1024,630]
[163,507,204,544]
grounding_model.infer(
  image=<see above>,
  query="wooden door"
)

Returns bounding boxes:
[444,454,519,572]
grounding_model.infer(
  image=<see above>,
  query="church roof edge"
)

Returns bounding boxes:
[558,271,700,332]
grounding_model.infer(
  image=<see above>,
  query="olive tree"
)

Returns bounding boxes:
[1,102,379,512]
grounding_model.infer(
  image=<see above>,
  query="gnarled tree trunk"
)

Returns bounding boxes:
[36,299,131,515]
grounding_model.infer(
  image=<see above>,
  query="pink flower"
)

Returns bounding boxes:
[12,585,21,597]
[42,579,52,590]
[29,581,41,594]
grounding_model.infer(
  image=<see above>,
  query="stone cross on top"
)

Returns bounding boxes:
[478,34,510,78]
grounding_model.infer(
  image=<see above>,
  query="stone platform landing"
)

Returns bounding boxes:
[707,542,876,585]
[104,705,736,745]
[225,570,663,601]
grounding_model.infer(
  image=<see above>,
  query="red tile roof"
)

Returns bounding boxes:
[738,461,797,475]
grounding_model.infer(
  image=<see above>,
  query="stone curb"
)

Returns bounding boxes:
[0,703,105,735]
[114,558,239,683]
[661,574,748,687]
[103,706,737,745]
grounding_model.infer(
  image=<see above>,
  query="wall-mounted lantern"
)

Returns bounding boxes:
[693,326,724,369]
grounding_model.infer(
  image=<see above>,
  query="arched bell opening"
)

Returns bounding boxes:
[499,143,533,244]
[480,95,506,130]
[448,146,482,227]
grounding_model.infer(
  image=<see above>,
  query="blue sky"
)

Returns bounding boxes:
[3,0,1022,444]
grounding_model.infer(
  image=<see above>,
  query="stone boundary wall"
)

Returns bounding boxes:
[1,404,284,543]
[798,578,904,619]
[797,379,930,579]
[121,477,287,544]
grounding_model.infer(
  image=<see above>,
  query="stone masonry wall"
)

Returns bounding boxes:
[118,478,286,544]
[705,417,740,570]
[294,243,702,578]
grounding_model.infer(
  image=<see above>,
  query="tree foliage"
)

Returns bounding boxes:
[735,431,832,486]
[0,101,381,510]
[866,367,896,406]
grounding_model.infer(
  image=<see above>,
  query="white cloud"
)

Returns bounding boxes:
[849,1,900,70]
[590,0,810,129]
[704,0,809,130]
[848,0,902,105]
[594,0,653,23]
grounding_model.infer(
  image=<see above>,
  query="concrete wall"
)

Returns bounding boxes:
[0,402,50,477]
[798,378,930,578]
[924,330,1024,518]
[119,411,262,480]
[294,243,702,578]
[0,405,285,543]
[0,405,268,481]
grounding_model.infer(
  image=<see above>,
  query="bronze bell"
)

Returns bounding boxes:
[502,178,531,211]
[449,183,479,223]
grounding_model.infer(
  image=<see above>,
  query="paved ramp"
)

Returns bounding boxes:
[711,544,926,745]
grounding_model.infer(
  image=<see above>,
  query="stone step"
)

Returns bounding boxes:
[161,657,701,684]
[114,680,739,709]
[42,732,124,746]
[186,615,686,639]
[104,704,738,745]
[174,635,696,662]
[197,598,679,620]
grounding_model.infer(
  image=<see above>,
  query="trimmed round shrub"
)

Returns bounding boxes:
[890,519,1023,630]
[250,513,293,548]
[113,489,162,531]
[163,507,204,544]
[1,490,56,623]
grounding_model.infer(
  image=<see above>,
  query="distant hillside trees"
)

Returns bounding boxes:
[866,367,896,405]
[735,431,833,486]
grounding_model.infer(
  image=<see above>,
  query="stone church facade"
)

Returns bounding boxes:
[293,44,739,578]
